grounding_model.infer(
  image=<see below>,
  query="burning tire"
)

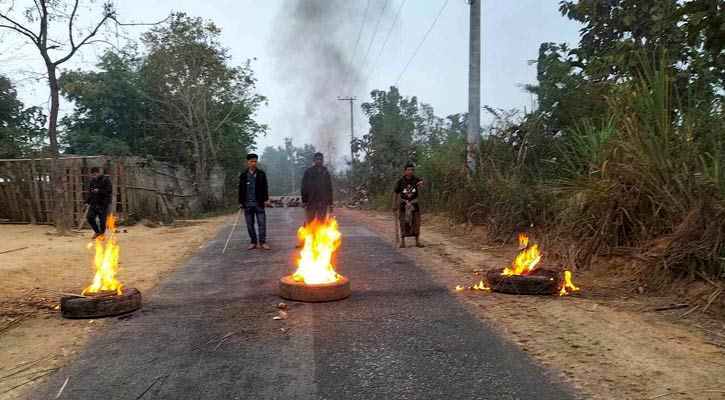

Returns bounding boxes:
[279,276,350,302]
[486,268,560,295]
[61,288,142,319]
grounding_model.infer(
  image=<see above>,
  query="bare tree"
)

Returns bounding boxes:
[0,0,157,234]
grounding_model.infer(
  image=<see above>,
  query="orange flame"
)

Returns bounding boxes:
[82,214,123,295]
[293,217,343,284]
[518,233,528,248]
[473,279,491,291]
[455,279,491,292]
[559,270,580,296]
[502,234,542,276]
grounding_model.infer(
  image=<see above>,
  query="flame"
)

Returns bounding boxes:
[559,270,580,296]
[293,217,343,284]
[473,279,491,291]
[502,234,542,276]
[518,233,528,248]
[82,214,123,295]
[455,279,491,292]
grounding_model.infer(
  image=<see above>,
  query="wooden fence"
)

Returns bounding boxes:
[0,156,205,225]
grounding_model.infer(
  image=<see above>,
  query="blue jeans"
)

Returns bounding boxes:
[244,205,266,245]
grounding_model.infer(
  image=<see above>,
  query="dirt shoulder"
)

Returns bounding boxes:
[339,208,725,400]
[0,215,230,399]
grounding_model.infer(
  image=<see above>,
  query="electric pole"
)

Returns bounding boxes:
[467,0,481,175]
[338,96,357,175]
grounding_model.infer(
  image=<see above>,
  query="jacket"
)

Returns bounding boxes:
[301,166,333,206]
[86,175,113,207]
[238,169,269,207]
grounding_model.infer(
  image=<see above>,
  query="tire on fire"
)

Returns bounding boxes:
[61,288,142,319]
[486,268,560,295]
[279,276,350,302]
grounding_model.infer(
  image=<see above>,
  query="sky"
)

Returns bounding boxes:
[0,0,582,165]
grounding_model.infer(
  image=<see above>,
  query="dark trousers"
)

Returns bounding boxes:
[305,204,328,224]
[244,205,266,245]
[86,205,108,234]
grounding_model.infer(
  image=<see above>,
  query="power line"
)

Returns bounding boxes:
[393,0,450,86]
[339,0,372,97]
[352,0,407,96]
[347,0,390,95]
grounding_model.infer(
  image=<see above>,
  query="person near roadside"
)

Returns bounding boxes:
[239,153,271,250]
[392,163,424,248]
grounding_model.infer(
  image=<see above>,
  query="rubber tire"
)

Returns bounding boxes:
[279,276,350,302]
[61,288,142,319]
[486,268,560,295]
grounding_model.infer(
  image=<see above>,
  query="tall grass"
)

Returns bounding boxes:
[344,55,724,284]
[553,60,725,278]
[417,57,725,280]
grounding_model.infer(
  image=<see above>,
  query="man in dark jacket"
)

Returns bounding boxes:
[85,167,113,239]
[239,153,271,250]
[301,152,333,224]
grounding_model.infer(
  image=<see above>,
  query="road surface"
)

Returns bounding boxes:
[37,208,574,400]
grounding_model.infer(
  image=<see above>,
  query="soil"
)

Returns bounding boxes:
[1,210,723,399]
[338,208,725,400]
[0,216,229,399]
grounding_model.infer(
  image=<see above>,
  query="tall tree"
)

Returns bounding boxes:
[60,50,148,156]
[355,86,421,193]
[0,76,46,158]
[559,0,724,103]
[0,1,145,233]
[139,13,266,207]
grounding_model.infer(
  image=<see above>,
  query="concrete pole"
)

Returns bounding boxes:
[338,96,357,174]
[467,0,481,175]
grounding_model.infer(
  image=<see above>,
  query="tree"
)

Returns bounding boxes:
[525,42,612,134]
[139,13,266,207]
[261,138,317,196]
[559,0,723,105]
[0,76,46,158]
[355,86,421,193]
[0,1,138,233]
[60,50,147,156]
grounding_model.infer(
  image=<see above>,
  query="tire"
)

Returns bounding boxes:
[486,268,560,295]
[61,288,142,319]
[279,276,350,302]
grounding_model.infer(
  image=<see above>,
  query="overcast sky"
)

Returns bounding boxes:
[0,0,581,164]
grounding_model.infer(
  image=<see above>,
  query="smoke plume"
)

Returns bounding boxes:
[270,0,390,164]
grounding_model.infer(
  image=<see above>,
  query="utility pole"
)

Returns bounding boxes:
[338,96,357,174]
[467,0,481,175]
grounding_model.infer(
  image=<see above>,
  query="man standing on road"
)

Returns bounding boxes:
[239,153,271,250]
[301,152,334,224]
[85,166,113,239]
[392,163,424,248]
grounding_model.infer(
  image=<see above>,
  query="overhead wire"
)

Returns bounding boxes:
[338,0,372,97]
[346,0,390,95]
[352,0,407,96]
[298,0,389,143]
[393,0,450,86]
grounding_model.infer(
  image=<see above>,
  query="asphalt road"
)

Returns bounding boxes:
[36,208,574,400]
